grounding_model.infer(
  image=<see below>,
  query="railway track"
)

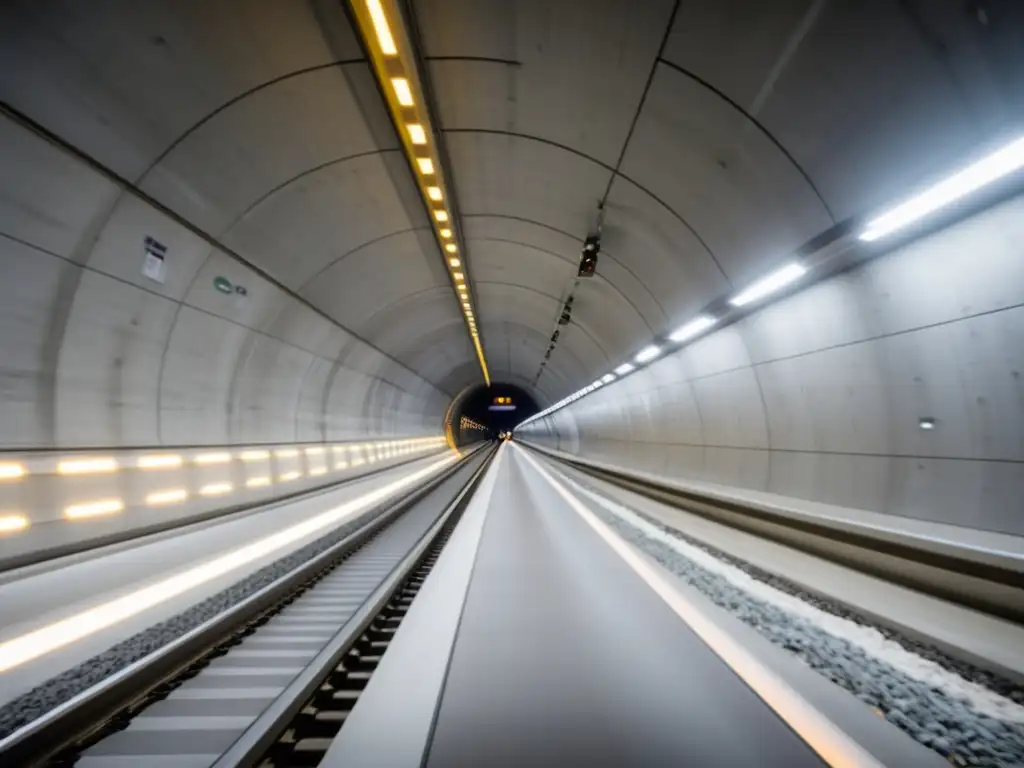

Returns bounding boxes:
[0,446,494,767]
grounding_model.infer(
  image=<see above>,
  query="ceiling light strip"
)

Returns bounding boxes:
[350,0,489,385]
[519,134,1024,432]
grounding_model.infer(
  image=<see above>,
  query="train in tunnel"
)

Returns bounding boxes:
[1,0,1023,766]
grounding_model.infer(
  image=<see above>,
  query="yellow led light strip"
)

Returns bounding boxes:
[351,0,489,386]
[442,391,463,456]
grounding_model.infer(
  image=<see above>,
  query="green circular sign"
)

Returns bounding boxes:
[213,276,233,294]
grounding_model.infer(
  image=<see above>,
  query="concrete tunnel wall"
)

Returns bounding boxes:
[0,112,452,562]
[0,113,450,449]
[518,193,1024,537]
[1,0,1022,558]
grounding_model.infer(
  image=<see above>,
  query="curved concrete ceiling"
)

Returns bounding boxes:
[2,0,1021,415]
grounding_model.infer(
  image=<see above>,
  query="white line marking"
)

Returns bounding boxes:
[514,444,883,768]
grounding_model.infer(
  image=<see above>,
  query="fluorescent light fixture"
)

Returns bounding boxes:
[310,466,327,476]
[146,489,188,505]
[669,315,716,343]
[64,498,124,520]
[919,417,937,430]
[440,228,452,238]
[275,449,299,459]
[860,136,1024,242]
[366,0,397,55]
[391,77,414,106]
[246,476,271,488]
[453,272,464,281]
[137,454,182,469]
[279,471,301,482]
[305,447,325,456]
[601,373,616,384]
[199,482,233,496]
[614,363,635,376]
[0,463,26,480]
[417,157,434,174]
[0,454,457,673]
[635,345,661,363]
[58,457,119,475]
[0,514,28,533]
[408,124,427,145]
[428,188,443,203]
[592,380,604,388]
[434,209,448,222]
[446,243,457,253]
[240,450,270,461]
[729,263,806,307]
[195,452,232,465]
[449,257,460,267]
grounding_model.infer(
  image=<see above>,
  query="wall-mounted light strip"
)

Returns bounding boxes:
[199,482,233,496]
[0,454,458,673]
[194,452,232,466]
[0,463,26,480]
[729,263,806,307]
[0,514,28,534]
[146,489,188,506]
[669,315,716,343]
[859,134,1024,242]
[350,0,489,386]
[65,499,124,520]
[58,458,118,475]
[0,436,449,529]
[634,345,661,364]
[520,134,1024,433]
[137,454,183,470]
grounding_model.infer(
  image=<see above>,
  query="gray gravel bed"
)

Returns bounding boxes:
[0,502,395,742]
[583,486,1024,767]
[610,494,1024,703]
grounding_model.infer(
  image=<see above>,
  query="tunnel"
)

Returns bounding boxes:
[1,1,1023,766]
[449,383,539,443]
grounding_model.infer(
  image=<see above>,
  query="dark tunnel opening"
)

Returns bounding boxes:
[451,384,540,443]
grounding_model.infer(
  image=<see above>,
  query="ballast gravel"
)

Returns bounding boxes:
[0,502,395,742]
[572,477,1024,767]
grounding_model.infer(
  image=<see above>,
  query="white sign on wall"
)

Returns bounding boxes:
[142,236,167,284]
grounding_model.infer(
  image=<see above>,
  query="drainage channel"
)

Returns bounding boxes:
[19,448,493,768]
